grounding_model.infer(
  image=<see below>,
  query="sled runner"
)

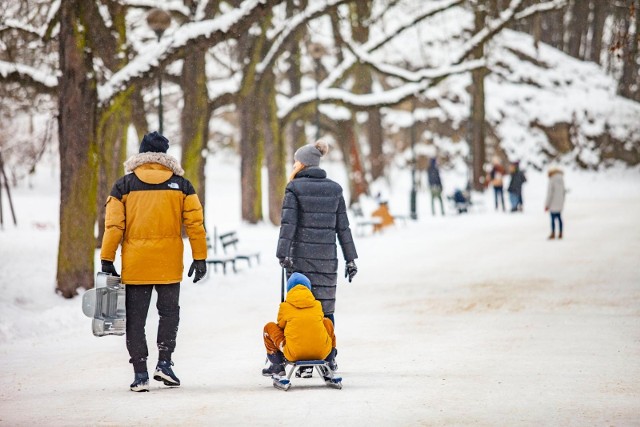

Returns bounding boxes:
[81,272,125,337]
[272,360,342,391]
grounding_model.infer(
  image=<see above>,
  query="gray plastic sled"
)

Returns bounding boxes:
[82,272,125,337]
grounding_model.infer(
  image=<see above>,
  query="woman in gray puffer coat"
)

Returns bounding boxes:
[544,167,566,239]
[276,140,358,323]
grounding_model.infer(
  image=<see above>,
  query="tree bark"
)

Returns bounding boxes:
[285,0,307,156]
[237,13,271,223]
[262,70,286,225]
[56,1,99,297]
[567,0,589,58]
[181,48,208,209]
[470,5,487,191]
[619,1,640,100]
[94,4,132,248]
[96,91,131,248]
[351,0,384,181]
[589,0,607,64]
[336,119,367,205]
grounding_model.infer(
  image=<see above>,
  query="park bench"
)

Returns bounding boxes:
[217,229,261,267]
[205,227,260,275]
[351,205,382,237]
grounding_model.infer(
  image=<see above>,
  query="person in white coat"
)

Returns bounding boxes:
[544,167,566,239]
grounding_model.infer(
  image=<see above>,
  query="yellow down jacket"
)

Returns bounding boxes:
[100,152,207,285]
[278,285,333,361]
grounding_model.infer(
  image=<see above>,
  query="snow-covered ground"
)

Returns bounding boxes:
[0,154,639,426]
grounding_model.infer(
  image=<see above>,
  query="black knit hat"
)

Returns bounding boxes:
[139,131,169,153]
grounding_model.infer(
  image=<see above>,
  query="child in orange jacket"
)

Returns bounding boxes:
[262,272,337,377]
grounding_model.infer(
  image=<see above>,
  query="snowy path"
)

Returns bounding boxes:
[1,165,639,426]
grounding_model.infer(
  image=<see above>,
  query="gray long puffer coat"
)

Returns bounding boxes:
[276,167,358,315]
[545,169,566,212]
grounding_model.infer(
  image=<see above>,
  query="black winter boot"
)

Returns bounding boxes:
[153,360,180,386]
[130,372,150,392]
[262,352,286,377]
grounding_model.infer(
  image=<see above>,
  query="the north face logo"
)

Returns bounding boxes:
[168,183,179,189]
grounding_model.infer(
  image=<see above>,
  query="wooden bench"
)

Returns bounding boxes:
[205,227,260,275]
[217,230,261,267]
[205,235,237,275]
[351,205,382,237]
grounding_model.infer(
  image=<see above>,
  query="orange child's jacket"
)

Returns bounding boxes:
[277,285,333,362]
[100,153,207,285]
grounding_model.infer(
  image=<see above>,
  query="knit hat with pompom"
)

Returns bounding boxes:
[294,140,329,167]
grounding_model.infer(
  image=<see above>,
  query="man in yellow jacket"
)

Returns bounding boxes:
[262,272,337,377]
[100,131,207,392]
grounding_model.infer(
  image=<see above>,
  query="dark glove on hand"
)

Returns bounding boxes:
[101,260,120,277]
[279,257,293,270]
[188,259,207,283]
[345,260,357,283]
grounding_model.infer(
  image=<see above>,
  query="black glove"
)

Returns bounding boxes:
[101,260,120,277]
[345,260,357,283]
[279,257,293,270]
[188,259,207,283]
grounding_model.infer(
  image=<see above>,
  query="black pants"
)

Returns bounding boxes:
[125,284,180,373]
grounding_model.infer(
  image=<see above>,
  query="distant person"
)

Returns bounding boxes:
[544,166,566,239]
[276,139,358,377]
[262,272,337,379]
[427,158,445,216]
[100,132,208,392]
[371,200,395,233]
[507,161,527,212]
[488,157,506,211]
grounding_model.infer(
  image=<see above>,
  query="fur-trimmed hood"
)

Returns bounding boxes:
[124,152,184,176]
[548,167,563,177]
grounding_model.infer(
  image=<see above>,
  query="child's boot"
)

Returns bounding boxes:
[262,352,286,377]
[325,348,338,372]
[558,231,563,239]
[548,232,555,240]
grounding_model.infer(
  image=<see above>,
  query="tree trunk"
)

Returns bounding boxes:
[238,96,263,223]
[96,91,131,248]
[469,6,487,191]
[89,1,132,250]
[619,1,640,100]
[589,0,606,64]
[336,119,367,205]
[262,71,286,225]
[56,1,99,297]
[236,14,270,223]
[568,0,589,58]
[541,8,565,50]
[350,0,384,181]
[285,0,307,156]
[181,48,208,209]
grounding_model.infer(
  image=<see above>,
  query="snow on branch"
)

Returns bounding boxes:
[454,0,565,64]
[454,0,524,63]
[278,59,485,121]
[319,0,464,91]
[0,19,43,38]
[255,0,351,75]
[345,39,485,83]
[0,1,61,39]
[0,60,58,94]
[515,0,568,20]
[120,0,191,18]
[98,0,282,105]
